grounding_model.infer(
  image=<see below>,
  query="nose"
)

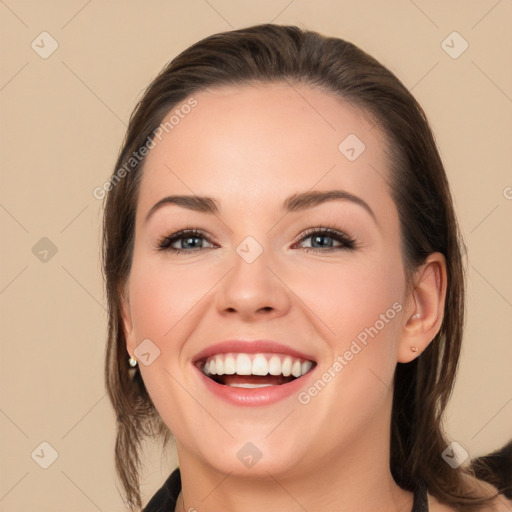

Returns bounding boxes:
[215,245,291,322]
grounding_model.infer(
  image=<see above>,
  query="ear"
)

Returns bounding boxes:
[397,252,447,363]
[120,281,137,358]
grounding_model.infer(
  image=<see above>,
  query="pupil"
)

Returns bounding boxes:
[183,237,201,249]
[313,235,331,247]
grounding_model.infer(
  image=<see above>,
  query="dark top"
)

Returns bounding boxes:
[142,468,430,512]
[143,467,181,512]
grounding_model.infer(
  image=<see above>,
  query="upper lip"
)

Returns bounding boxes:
[192,340,317,364]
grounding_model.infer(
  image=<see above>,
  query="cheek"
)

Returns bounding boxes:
[290,252,405,346]
[126,256,220,442]
[128,254,216,345]
[290,257,405,431]
[288,250,406,419]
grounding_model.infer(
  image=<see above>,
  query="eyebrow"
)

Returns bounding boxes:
[144,190,376,224]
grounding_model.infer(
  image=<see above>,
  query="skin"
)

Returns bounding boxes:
[122,83,450,511]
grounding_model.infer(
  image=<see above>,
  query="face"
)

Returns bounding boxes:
[122,83,413,479]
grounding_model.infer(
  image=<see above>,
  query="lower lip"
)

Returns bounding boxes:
[194,365,315,406]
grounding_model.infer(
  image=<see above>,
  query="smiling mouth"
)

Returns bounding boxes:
[197,352,316,388]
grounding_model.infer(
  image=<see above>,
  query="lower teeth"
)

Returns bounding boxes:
[228,383,274,388]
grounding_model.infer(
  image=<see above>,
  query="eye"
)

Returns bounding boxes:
[156,227,357,255]
[293,227,356,252]
[156,229,216,254]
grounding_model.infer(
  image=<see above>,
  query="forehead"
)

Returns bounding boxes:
[137,83,394,219]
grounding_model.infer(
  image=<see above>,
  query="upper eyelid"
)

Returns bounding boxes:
[294,226,351,238]
[162,227,349,240]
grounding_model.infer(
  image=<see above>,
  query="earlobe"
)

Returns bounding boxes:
[397,253,447,363]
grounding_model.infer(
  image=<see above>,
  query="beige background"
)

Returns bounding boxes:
[1,1,511,510]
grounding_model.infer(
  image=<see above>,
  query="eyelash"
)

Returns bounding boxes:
[156,226,357,255]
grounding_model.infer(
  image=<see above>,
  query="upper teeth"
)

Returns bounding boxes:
[202,353,313,378]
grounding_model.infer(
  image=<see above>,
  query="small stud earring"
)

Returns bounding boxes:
[128,356,138,367]
[411,346,419,353]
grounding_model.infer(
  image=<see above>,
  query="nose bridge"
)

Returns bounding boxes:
[215,235,290,318]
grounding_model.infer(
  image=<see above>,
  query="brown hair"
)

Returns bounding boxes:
[102,24,498,510]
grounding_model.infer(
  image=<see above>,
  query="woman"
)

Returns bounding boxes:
[102,24,510,511]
